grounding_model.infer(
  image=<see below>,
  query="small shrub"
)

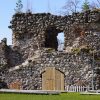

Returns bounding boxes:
[45,48,55,53]
[71,48,80,54]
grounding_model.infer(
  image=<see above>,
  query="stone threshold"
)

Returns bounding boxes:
[0,89,61,95]
[80,91,100,95]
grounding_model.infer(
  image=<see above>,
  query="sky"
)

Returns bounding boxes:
[0,0,96,45]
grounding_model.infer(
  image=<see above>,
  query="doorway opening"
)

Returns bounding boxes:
[42,67,64,90]
[57,32,64,51]
[44,27,64,51]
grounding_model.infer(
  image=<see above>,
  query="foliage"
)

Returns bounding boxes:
[45,48,55,53]
[90,1,100,10]
[71,46,94,54]
[14,0,23,13]
[72,48,80,54]
[62,0,81,15]
[62,0,100,15]
[82,0,90,11]
[81,46,94,53]
[0,93,100,100]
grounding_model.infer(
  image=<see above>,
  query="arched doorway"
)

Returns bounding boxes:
[42,67,64,91]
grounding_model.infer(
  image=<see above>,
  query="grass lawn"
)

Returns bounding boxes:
[0,93,100,100]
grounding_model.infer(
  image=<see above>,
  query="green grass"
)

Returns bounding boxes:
[0,93,100,100]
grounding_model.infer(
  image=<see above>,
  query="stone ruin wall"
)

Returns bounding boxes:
[0,39,8,70]
[1,50,95,90]
[1,49,100,90]
[0,10,100,90]
[9,10,100,61]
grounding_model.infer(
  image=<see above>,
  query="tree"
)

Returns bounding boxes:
[82,0,90,11]
[90,2,97,10]
[90,0,100,10]
[14,0,23,13]
[63,0,81,15]
[97,0,100,6]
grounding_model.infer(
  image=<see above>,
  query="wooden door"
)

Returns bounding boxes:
[55,69,64,90]
[42,67,64,90]
[42,67,55,90]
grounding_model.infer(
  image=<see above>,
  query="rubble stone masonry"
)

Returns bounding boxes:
[0,10,100,90]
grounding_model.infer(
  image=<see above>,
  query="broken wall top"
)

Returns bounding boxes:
[9,10,100,54]
[9,10,100,32]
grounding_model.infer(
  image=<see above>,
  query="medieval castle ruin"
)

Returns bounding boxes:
[0,10,100,90]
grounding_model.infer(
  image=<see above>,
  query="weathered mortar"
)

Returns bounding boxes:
[0,10,100,90]
[2,49,94,90]
[0,38,9,70]
[9,10,100,61]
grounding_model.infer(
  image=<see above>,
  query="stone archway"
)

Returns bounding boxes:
[42,67,64,91]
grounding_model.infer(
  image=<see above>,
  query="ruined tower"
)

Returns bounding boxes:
[0,10,100,90]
